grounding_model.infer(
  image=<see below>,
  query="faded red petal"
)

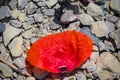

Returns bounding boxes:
[27,30,93,73]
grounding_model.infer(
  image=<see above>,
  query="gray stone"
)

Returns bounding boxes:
[3,23,22,46]
[43,9,55,16]
[100,52,120,74]
[45,0,58,8]
[110,0,120,15]
[26,17,35,25]
[75,72,86,80]
[11,9,20,19]
[68,21,80,30]
[87,3,104,20]
[60,11,77,24]
[109,28,120,49]
[27,2,38,15]
[18,0,28,9]
[0,6,10,20]
[105,14,118,23]
[80,27,101,44]
[18,12,26,22]
[16,75,24,80]
[0,22,5,33]
[26,77,35,80]
[116,18,120,28]
[79,13,95,25]
[98,41,109,51]
[90,52,99,62]
[8,36,23,57]
[8,0,17,10]
[22,29,32,39]
[63,76,76,80]
[0,62,13,77]
[10,20,23,28]
[91,21,115,37]
[32,67,49,79]
[0,43,7,53]
[13,57,25,69]
[23,23,32,30]
[104,40,115,52]
[87,60,97,72]
[37,2,46,7]
[49,21,61,30]
[34,14,44,23]
[33,0,40,2]
[30,37,38,43]
[93,45,99,51]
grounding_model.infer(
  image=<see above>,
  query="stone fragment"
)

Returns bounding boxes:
[60,11,77,24]
[18,13,26,22]
[75,72,86,80]
[109,28,120,49]
[16,75,24,80]
[93,45,99,51]
[49,21,61,30]
[22,29,32,39]
[87,60,97,72]
[13,57,25,69]
[0,6,10,20]
[80,27,101,44]
[10,20,23,28]
[0,22,5,33]
[68,21,80,30]
[105,14,118,23]
[43,9,55,16]
[3,23,22,46]
[34,14,44,23]
[79,14,95,25]
[27,2,38,15]
[0,62,13,77]
[116,18,120,28]
[63,76,76,80]
[33,0,40,2]
[45,0,58,8]
[11,9,20,19]
[26,17,35,25]
[26,77,35,80]
[87,3,104,20]
[8,36,23,57]
[30,37,38,44]
[104,40,115,52]
[18,0,28,9]
[110,0,120,15]
[37,2,46,7]
[90,52,99,62]
[23,23,32,30]
[91,21,115,37]
[8,0,17,10]
[0,43,7,53]
[32,67,49,79]
[101,52,120,74]
[98,41,109,51]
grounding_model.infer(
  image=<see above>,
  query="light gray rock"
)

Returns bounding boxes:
[8,0,17,10]
[0,22,5,33]
[45,0,58,8]
[80,27,101,44]
[91,21,115,37]
[27,2,38,15]
[100,52,120,74]
[3,23,22,46]
[110,0,120,15]
[75,72,86,80]
[109,28,120,49]
[8,36,23,57]
[63,76,76,80]
[105,14,118,23]
[22,29,32,39]
[93,45,99,51]
[33,0,40,2]
[49,21,61,30]
[32,67,49,79]
[13,57,25,69]
[0,43,7,53]
[116,18,120,28]
[87,3,104,20]
[11,9,20,19]
[18,12,26,22]
[16,75,24,80]
[79,13,95,25]
[98,41,109,51]
[30,37,38,43]
[90,52,99,62]
[26,77,35,80]
[26,17,35,25]
[68,21,80,30]
[43,9,55,16]
[18,0,28,9]
[23,23,32,30]
[34,14,44,23]
[104,40,115,52]
[0,62,13,77]
[37,2,46,7]
[87,60,97,72]
[10,20,23,28]
[0,6,10,20]
[60,11,77,24]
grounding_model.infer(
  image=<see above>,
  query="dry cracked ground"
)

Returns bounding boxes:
[0,0,120,80]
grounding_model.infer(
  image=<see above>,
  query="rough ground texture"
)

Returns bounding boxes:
[0,0,120,80]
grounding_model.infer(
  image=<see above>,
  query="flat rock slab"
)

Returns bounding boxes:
[3,23,22,46]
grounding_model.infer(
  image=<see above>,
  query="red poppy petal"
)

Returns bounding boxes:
[27,30,93,73]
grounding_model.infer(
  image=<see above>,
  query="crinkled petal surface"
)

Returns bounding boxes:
[27,30,93,73]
